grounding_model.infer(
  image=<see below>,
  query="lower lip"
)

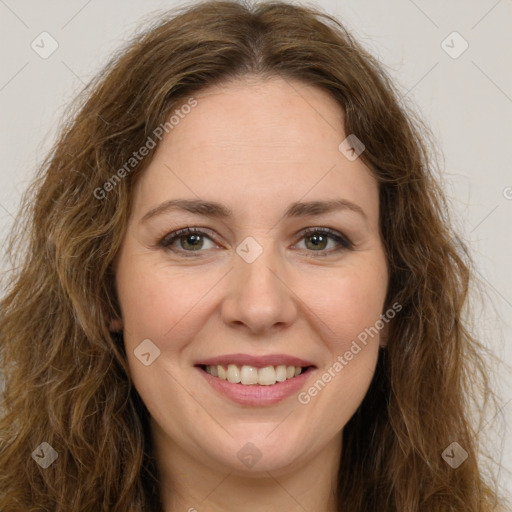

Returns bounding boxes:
[196,366,315,406]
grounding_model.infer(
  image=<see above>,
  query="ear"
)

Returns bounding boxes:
[109,318,123,332]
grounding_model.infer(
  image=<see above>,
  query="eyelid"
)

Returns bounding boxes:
[297,226,353,250]
[158,226,219,251]
[158,226,353,256]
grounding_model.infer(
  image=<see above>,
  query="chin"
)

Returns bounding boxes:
[203,426,315,475]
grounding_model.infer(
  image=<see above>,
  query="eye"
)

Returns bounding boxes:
[158,227,217,256]
[158,226,353,258]
[294,227,353,256]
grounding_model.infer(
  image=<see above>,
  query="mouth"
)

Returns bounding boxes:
[197,363,315,386]
[194,354,317,406]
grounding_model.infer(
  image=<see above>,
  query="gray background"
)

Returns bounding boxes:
[1,0,510,502]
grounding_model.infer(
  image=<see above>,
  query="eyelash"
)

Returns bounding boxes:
[157,226,353,258]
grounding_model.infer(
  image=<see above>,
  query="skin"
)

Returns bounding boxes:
[112,76,389,512]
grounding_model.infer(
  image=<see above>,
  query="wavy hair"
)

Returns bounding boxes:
[0,1,503,510]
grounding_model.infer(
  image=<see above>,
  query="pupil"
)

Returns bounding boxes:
[184,234,202,250]
[308,234,326,250]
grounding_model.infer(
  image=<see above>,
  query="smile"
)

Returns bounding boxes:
[202,363,310,386]
[195,358,316,406]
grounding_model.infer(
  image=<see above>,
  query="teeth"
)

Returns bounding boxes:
[205,364,306,385]
[226,364,241,383]
[240,365,258,385]
[258,366,276,386]
[275,365,287,382]
[218,365,227,380]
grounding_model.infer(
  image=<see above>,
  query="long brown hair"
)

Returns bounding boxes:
[0,1,503,510]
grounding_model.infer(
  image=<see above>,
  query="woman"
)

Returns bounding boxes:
[0,1,504,510]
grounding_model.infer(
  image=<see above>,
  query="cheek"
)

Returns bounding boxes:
[116,255,211,347]
[115,260,208,410]
[296,268,385,433]
[305,262,388,350]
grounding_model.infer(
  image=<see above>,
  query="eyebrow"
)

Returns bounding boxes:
[140,198,367,224]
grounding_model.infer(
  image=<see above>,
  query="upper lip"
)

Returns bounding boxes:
[195,353,316,368]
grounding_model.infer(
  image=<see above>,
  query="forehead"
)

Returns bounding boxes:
[177,76,344,153]
[131,77,379,224]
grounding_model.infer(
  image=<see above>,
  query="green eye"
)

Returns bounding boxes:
[159,226,353,258]
[297,228,353,254]
[160,227,216,254]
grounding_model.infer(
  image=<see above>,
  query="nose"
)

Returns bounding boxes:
[220,245,299,336]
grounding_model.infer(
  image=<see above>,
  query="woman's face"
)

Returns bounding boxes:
[113,76,389,474]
